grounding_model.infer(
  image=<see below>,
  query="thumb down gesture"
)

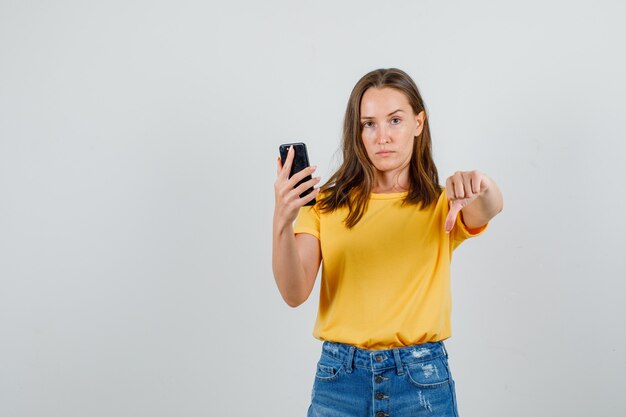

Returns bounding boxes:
[444,170,494,233]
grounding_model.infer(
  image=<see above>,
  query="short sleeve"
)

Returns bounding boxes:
[293,204,320,239]
[439,186,489,251]
[451,209,489,251]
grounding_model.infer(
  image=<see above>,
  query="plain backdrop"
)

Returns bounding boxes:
[1,1,625,416]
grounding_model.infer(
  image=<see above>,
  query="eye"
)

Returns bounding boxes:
[362,121,374,128]
[391,117,401,124]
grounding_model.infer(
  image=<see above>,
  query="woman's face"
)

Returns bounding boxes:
[360,87,425,176]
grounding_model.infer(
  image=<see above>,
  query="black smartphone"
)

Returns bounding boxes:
[279,142,316,206]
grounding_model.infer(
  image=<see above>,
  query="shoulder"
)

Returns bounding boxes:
[409,186,446,211]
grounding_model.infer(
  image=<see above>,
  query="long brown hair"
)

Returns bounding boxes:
[318,68,442,228]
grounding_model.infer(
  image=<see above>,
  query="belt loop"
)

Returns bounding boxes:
[441,341,449,358]
[346,346,356,373]
[392,348,404,375]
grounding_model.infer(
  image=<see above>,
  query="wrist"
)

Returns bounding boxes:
[273,213,294,236]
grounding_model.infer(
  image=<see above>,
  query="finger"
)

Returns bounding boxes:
[288,165,317,188]
[299,186,320,206]
[293,176,321,196]
[277,170,317,202]
[471,172,484,194]
[445,200,463,233]
[281,145,295,179]
[462,174,474,199]
[445,176,455,200]
[454,173,465,199]
[277,157,282,176]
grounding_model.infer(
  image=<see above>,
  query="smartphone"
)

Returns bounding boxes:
[279,142,316,206]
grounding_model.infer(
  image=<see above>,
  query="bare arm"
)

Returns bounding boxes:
[272,146,322,307]
[272,225,321,307]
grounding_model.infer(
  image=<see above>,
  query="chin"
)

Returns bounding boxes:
[373,163,400,172]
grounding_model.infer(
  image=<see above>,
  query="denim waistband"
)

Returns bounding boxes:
[320,340,448,374]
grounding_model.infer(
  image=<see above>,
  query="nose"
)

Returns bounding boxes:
[377,124,390,144]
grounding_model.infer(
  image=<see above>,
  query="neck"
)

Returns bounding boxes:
[371,167,410,194]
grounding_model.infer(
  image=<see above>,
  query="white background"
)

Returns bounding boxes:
[1,1,625,416]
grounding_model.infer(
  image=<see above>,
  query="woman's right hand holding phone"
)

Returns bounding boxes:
[272,145,323,307]
[274,145,321,227]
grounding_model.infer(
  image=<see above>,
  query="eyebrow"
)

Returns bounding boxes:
[360,109,404,120]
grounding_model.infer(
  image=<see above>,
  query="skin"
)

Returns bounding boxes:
[360,87,503,232]
[445,170,503,232]
[271,87,503,306]
[360,87,425,193]
[272,146,321,307]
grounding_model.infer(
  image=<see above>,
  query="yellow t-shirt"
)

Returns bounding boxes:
[293,188,488,350]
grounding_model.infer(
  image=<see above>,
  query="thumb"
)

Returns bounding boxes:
[445,200,463,233]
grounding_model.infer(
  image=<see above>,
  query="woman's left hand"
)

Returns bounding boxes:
[444,170,491,233]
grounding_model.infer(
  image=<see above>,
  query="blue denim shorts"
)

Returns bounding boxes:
[307,340,459,417]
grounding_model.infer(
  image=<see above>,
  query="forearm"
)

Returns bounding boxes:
[272,217,309,307]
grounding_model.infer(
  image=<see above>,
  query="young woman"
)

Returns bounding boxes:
[272,68,503,417]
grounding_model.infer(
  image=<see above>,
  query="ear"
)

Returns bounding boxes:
[414,110,426,137]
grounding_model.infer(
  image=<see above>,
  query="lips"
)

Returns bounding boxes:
[376,150,394,156]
